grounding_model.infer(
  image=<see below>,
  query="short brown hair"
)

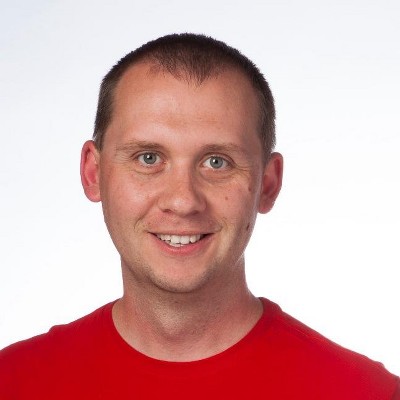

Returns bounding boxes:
[93,33,276,157]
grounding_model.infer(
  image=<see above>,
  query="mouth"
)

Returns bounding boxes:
[155,233,206,247]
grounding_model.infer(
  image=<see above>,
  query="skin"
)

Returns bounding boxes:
[80,62,283,361]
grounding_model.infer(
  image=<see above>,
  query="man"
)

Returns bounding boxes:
[0,33,398,399]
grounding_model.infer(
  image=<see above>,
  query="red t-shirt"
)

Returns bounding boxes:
[1,298,398,399]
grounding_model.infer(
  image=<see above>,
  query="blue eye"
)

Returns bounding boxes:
[204,156,228,169]
[138,153,160,165]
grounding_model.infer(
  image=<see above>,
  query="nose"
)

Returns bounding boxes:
[157,168,206,216]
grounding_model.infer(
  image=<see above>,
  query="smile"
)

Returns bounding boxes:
[156,234,204,247]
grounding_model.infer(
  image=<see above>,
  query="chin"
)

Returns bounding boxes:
[148,268,215,295]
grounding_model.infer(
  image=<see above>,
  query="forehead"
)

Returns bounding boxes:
[105,62,262,150]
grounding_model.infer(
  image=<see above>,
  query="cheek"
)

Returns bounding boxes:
[216,184,258,222]
[102,176,156,219]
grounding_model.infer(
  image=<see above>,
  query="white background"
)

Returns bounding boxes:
[1,0,399,374]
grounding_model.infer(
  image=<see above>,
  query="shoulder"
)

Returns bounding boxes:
[0,302,114,385]
[260,298,399,398]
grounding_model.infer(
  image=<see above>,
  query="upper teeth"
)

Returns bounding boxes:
[156,234,203,246]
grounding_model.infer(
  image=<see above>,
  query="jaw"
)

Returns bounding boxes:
[117,231,224,295]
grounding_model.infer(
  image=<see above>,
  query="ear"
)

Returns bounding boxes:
[258,152,283,214]
[80,140,101,202]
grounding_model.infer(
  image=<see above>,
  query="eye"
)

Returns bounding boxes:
[203,156,228,169]
[137,152,161,166]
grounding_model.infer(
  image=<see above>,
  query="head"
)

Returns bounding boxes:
[81,34,282,297]
[93,33,276,161]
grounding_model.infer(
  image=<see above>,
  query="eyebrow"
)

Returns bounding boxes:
[115,140,248,156]
[115,141,165,155]
[199,143,248,155]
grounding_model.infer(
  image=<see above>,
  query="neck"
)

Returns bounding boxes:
[112,265,262,361]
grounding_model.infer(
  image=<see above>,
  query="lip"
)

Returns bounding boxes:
[150,232,213,256]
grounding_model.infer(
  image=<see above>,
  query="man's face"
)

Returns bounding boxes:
[82,63,282,295]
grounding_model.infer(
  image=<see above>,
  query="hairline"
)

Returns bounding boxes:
[96,59,271,162]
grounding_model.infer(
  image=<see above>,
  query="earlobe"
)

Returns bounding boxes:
[80,140,101,202]
[258,152,283,214]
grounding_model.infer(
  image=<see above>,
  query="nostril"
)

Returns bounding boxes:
[157,178,207,215]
